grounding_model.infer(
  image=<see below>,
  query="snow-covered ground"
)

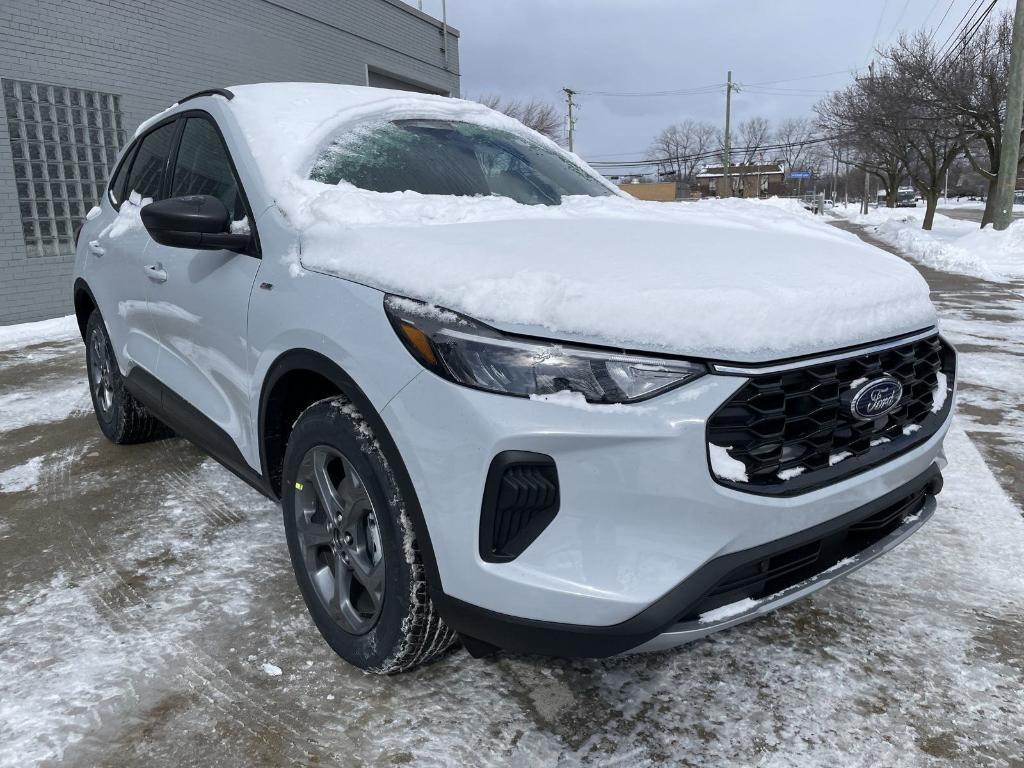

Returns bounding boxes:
[2,198,1023,767]
[830,204,1024,282]
[0,314,77,353]
[935,197,1024,210]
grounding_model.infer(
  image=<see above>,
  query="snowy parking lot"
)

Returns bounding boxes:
[2,202,1024,767]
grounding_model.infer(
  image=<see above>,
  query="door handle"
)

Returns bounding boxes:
[144,264,167,283]
[88,240,105,257]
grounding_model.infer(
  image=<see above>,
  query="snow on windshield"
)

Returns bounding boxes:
[309,119,612,205]
[226,84,936,360]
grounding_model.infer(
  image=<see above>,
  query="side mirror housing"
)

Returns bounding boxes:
[140,195,251,253]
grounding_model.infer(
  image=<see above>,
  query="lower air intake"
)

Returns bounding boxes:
[479,451,559,563]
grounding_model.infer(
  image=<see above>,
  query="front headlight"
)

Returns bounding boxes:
[384,295,705,404]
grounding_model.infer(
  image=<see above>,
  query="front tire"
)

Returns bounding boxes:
[282,397,456,673]
[84,312,168,444]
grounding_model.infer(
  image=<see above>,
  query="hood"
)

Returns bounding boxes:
[294,196,937,363]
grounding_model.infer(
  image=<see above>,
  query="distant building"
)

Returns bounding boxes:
[695,163,785,198]
[617,181,680,202]
[0,0,460,325]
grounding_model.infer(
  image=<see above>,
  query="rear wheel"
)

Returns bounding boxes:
[282,397,456,673]
[84,312,169,444]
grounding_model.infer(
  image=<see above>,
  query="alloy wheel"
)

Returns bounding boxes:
[293,445,385,635]
[89,330,114,414]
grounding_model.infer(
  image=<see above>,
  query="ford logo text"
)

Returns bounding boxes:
[850,376,903,420]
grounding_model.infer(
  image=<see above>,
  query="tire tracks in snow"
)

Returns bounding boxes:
[31,432,338,767]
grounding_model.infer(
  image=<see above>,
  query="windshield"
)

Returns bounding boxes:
[309,119,612,205]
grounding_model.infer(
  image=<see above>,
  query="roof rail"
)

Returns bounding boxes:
[179,88,234,104]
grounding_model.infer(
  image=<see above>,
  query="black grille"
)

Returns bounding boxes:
[479,452,559,562]
[707,335,955,494]
[681,485,930,621]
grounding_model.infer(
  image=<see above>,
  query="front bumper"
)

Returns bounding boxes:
[631,491,936,654]
[429,465,940,657]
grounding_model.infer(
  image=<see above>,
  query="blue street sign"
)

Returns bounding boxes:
[789,171,812,179]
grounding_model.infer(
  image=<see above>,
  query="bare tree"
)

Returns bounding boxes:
[476,94,563,142]
[648,119,717,180]
[817,84,906,209]
[735,117,771,164]
[774,117,817,174]
[881,34,966,229]
[940,12,1021,225]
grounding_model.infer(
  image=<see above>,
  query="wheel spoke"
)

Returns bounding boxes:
[334,552,364,633]
[349,551,385,610]
[300,523,333,549]
[312,447,345,517]
[337,467,361,509]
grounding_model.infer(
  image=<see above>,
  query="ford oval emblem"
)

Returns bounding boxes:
[850,376,903,420]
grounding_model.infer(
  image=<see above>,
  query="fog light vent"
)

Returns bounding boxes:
[480,451,559,563]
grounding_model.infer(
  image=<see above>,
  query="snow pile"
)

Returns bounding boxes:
[223,84,936,360]
[0,382,87,433]
[0,457,44,494]
[832,206,1024,281]
[0,315,78,352]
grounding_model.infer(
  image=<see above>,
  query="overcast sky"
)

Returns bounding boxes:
[429,0,1016,168]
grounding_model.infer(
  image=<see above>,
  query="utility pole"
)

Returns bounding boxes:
[563,88,577,153]
[861,61,875,215]
[722,71,733,198]
[993,0,1024,230]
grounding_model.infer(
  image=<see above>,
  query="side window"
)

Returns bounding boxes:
[107,143,137,206]
[124,121,177,202]
[170,118,244,219]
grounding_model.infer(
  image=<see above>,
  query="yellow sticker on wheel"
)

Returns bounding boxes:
[294,482,304,491]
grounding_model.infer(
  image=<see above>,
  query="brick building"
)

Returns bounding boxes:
[0,0,460,324]
[695,163,786,198]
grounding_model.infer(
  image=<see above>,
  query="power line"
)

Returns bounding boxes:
[891,0,913,31]
[741,86,835,95]
[937,0,999,67]
[743,68,864,86]
[928,0,959,41]
[575,84,724,98]
[587,133,848,169]
[957,0,1000,46]
[922,0,948,31]
[936,0,985,57]
[868,0,892,62]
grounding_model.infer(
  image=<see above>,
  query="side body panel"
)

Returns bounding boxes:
[146,245,262,462]
[76,187,161,376]
[244,204,426,472]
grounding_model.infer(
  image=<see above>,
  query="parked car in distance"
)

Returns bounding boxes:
[74,84,956,673]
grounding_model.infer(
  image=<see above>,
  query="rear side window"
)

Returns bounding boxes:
[125,121,177,201]
[170,118,244,219]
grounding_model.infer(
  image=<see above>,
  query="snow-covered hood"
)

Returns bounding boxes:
[293,194,937,362]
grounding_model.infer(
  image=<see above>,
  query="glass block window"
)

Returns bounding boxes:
[3,79,127,257]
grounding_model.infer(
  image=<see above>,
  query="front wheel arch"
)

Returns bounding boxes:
[73,278,100,342]
[258,349,443,595]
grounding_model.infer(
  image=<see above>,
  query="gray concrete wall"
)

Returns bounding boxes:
[0,0,460,325]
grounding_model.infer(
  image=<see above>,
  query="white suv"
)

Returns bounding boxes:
[73,84,956,673]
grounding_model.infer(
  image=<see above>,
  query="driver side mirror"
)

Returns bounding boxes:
[140,195,251,253]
